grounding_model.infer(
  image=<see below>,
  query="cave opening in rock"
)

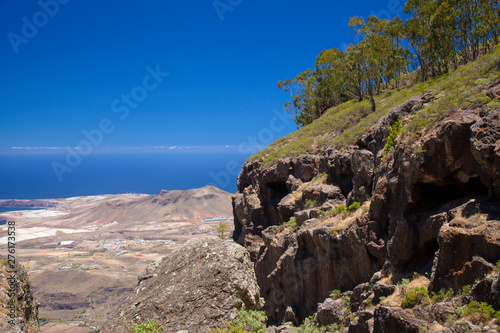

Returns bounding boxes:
[410,238,439,273]
[408,177,489,213]
[266,182,290,209]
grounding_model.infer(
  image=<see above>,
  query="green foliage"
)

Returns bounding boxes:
[217,222,231,239]
[319,202,361,221]
[334,205,347,215]
[288,216,298,232]
[304,199,317,209]
[348,202,361,212]
[279,15,414,128]
[366,297,373,306]
[329,289,342,299]
[460,285,472,297]
[311,173,328,184]
[400,278,410,291]
[250,31,500,169]
[383,119,402,153]
[279,0,500,128]
[431,289,454,303]
[298,322,343,333]
[495,260,500,272]
[212,310,266,333]
[128,320,163,333]
[402,287,430,308]
[456,302,500,321]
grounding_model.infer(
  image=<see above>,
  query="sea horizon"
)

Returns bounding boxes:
[0,149,253,200]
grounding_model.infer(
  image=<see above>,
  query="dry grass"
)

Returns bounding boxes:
[380,275,430,307]
[449,210,488,228]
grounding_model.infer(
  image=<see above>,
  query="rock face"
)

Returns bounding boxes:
[0,257,39,333]
[100,238,263,333]
[233,96,500,327]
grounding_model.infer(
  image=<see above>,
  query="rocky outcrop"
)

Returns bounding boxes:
[100,238,263,333]
[373,306,428,333]
[233,92,500,328]
[0,257,39,333]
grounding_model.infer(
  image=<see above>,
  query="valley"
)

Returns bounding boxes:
[0,186,233,332]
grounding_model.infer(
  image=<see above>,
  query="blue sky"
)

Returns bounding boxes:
[0,0,405,150]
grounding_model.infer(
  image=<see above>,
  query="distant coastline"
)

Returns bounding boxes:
[0,206,47,214]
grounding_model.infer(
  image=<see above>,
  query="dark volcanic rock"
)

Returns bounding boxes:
[373,306,428,333]
[256,224,380,321]
[100,238,263,333]
[0,258,39,333]
[348,310,374,333]
[233,92,500,328]
[348,149,375,205]
[313,297,348,326]
[430,225,500,291]
[471,110,500,198]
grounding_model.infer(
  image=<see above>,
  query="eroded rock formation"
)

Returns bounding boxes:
[0,257,39,333]
[233,96,500,328]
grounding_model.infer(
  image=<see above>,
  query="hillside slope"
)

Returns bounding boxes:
[233,47,500,331]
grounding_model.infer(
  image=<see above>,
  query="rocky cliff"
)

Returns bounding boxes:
[233,94,500,330]
[0,257,39,333]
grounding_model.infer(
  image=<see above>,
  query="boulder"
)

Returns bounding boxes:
[373,306,428,333]
[348,149,375,205]
[313,298,348,326]
[100,238,263,333]
[348,310,374,333]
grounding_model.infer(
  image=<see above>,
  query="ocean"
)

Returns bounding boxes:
[0,150,251,200]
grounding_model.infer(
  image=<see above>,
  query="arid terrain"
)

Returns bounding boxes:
[0,186,234,332]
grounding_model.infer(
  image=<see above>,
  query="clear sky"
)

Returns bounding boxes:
[0,0,405,150]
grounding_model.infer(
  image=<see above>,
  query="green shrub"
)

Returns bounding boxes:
[311,173,328,184]
[460,285,472,297]
[401,287,429,308]
[383,119,402,153]
[348,202,360,212]
[334,205,347,215]
[213,310,266,333]
[128,320,163,333]
[329,289,342,299]
[399,278,410,291]
[304,199,317,209]
[288,216,298,232]
[456,302,499,321]
[430,288,454,303]
[298,322,342,333]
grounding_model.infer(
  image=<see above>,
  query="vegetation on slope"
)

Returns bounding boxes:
[250,45,500,168]
[279,0,500,128]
